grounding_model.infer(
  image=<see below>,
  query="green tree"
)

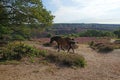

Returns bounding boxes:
[0,3,9,26]
[0,24,12,40]
[0,0,54,40]
[78,30,116,37]
[0,0,54,26]
[114,29,120,38]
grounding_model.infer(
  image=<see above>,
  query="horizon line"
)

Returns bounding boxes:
[53,23,120,25]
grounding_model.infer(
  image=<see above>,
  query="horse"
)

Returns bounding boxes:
[49,36,76,53]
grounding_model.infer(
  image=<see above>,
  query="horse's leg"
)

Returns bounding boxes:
[61,45,65,51]
[67,46,71,53]
[71,46,75,53]
[67,44,75,53]
[57,44,60,52]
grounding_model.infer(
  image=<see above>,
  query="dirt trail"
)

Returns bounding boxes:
[0,42,120,80]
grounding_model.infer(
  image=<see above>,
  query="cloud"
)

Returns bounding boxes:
[46,0,120,23]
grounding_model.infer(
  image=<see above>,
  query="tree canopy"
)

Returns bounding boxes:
[0,0,54,26]
[0,0,54,41]
[114,29,120,38]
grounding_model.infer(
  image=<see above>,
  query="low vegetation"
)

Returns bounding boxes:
[46,52,86,68]
[0,41,47,60]
[0,41,86,68]
[89,41,114,53]
[98,45,114,53]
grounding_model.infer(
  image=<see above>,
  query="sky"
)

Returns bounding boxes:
[42,0,120,24]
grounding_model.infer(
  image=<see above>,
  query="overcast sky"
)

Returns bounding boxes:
[42,0,120,24]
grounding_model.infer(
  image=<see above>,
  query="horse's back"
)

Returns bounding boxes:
[51,36,75,45]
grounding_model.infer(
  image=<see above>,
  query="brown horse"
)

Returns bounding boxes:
[50,36,76,53]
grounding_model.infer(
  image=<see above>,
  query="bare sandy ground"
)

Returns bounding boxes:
[0,43,120,80]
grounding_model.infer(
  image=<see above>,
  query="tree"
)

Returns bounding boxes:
[78,30,116,37]
[0,24,12,40]
[0,0,54,40]
[114,29,120,38]
[0,0,54,26]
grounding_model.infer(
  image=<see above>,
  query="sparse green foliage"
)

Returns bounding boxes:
[0,24,12,41]
[114,29,120,38]
[12,35,25,41]
[0,0,54,41]
[0,42,47,60]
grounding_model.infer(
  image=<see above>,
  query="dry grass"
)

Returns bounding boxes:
[0,40,120,80]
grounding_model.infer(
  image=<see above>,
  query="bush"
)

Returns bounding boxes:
[12,35,25,41]
[114,40,120,44]
[0,41,47,60]
[0,41,86,68]
[98,46,114,53]
[0,40,8,47]
[46,52,86,67]
[89,41,94,47]
[90,42,114,53]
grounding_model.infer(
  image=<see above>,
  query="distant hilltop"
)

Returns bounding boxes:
[47,23,120,34]
[51,23,120,30]
[36,23,120,37]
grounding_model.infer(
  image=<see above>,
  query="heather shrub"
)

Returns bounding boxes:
[114,40,120,44]
[0,41,86,68]
[46,52,86,67]
[89,41,94,47]
[89,42,114,53]
[98,45,114,53]
[0,41,47,60]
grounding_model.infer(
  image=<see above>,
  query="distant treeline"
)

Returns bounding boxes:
[43,23,120,37]
[42,23,120,38]
[0,24,120,42]
[65,29,120,38]
[51,23,120,31]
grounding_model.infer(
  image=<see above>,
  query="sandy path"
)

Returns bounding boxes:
[0,42,120,80]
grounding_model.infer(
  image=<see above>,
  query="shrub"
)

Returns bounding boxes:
[0,40,8,47]
[114,40,120,44]
[89,41,94,47]
[0,41,86,68]
[98,46,114,53]
[12,35,25,41]
[90,42,114,53]
[46,52,86,68]
[0,41,47,60]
